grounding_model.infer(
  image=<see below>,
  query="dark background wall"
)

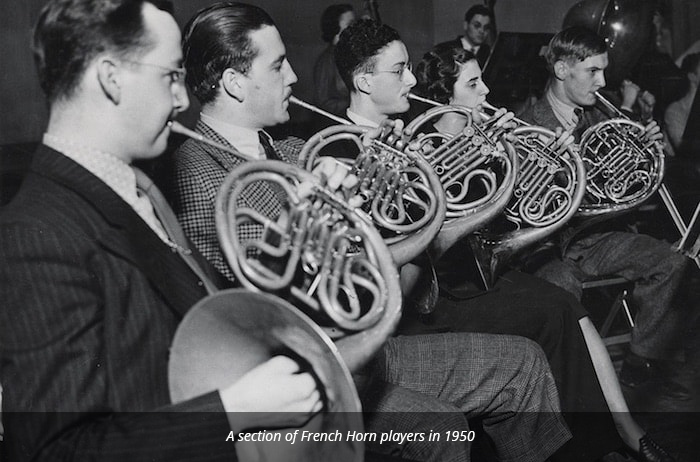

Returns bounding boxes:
[1,0,699,145]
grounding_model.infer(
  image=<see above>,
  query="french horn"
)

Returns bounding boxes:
[576,91,665,216]
[405,94,518,258]
[406,95,587,286]
[167,121,407,462]
[577,93,700,268]
[291,96,447,267]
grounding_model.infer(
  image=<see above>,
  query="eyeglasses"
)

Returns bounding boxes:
[373,62,413,81]
[123,60,186,86]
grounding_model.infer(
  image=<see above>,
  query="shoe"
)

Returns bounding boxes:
[636,434,676,462]
[620,353,662,388]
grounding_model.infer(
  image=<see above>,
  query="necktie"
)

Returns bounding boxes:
[258,131,280,161]
[572,107,584,128]
[133,168,218,295]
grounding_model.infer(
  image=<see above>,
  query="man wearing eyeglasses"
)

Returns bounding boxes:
[0,0,328,460]
[336,19,416,127]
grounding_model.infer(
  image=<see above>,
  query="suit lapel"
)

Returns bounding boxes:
[31,146,209,317]
[194,121,284,221]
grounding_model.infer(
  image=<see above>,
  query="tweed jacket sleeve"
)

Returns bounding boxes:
[172,121,305,282]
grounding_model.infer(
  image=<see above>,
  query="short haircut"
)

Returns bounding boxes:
[320,4,354,44]
[182,1,275,105]
[334,18,401,92]
[545,26,607,71]
[681,52,700,75]
[464,4,492,23]
[416,43,476,104]
[32,0,173,104]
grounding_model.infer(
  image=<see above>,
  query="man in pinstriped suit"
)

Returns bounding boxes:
[0,1,325,460]
[171,4,572,462]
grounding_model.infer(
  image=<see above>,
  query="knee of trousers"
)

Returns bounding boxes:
[499,336,551,380]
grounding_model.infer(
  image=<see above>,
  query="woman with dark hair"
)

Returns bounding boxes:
[409,42,676,462]
[312,4,355,118]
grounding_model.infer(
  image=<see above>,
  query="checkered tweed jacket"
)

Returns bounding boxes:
[171,120,305,281]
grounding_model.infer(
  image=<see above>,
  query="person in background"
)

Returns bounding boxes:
[665,52,700,151]
[434,4,493,67]
[312,4,355,119]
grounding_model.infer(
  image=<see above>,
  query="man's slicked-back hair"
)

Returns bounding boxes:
[464,4,492,22]
[32,0,173,104]
[415,43,476,104]
[545,26,607,71]
[320,3,354,44]
[182,1,275,105]
[334,18,401,92]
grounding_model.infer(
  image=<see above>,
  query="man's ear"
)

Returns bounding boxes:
[222,68,245,102]
[354,73,371,95]
[553,60,569,81]
[96,57,121,104]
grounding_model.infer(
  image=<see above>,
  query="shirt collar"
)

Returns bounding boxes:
[346,109,380,128]
[200,112,264,160]
[545,88,582,131]
[42,133,139,206]
[460,36,480,54]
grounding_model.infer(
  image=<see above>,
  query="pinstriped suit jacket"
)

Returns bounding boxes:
[171,121,305,281]
[0,146,236,461]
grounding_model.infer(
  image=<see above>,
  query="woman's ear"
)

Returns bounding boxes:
[96,57,121,104]
[221,68,245,102]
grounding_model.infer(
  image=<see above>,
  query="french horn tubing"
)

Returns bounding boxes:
[576,91,666,216]
[406,93,518,258]
[291,96,447,267]
[168,123,379,461]
[582,93,700,267]
[406,94,587,285]
[170,121,403,372]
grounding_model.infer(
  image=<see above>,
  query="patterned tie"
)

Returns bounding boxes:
[133,168,218,294]
[258,130,280,161]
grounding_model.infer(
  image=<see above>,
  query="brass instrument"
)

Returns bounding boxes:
[407,95,587,285]
[167,121,408,461]
[577,95,700,267]
[169,290,363,461]
[170,120,402,371]
[405,94,519,258]
[291,96,447,267]
[576,91,665,216]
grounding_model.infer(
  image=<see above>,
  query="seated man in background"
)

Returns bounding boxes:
[171,3,572,462]
[519,26,691,395]
[434,4,493,68]
[0,0,324,461]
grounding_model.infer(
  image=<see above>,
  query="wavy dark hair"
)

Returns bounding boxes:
[334,18,401,92]
[182,2,275,105]
[32,0,173,103]
[545,26,607,71]
[415,43,477,104]
[465,4,492,23]
[320,4,353,44]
